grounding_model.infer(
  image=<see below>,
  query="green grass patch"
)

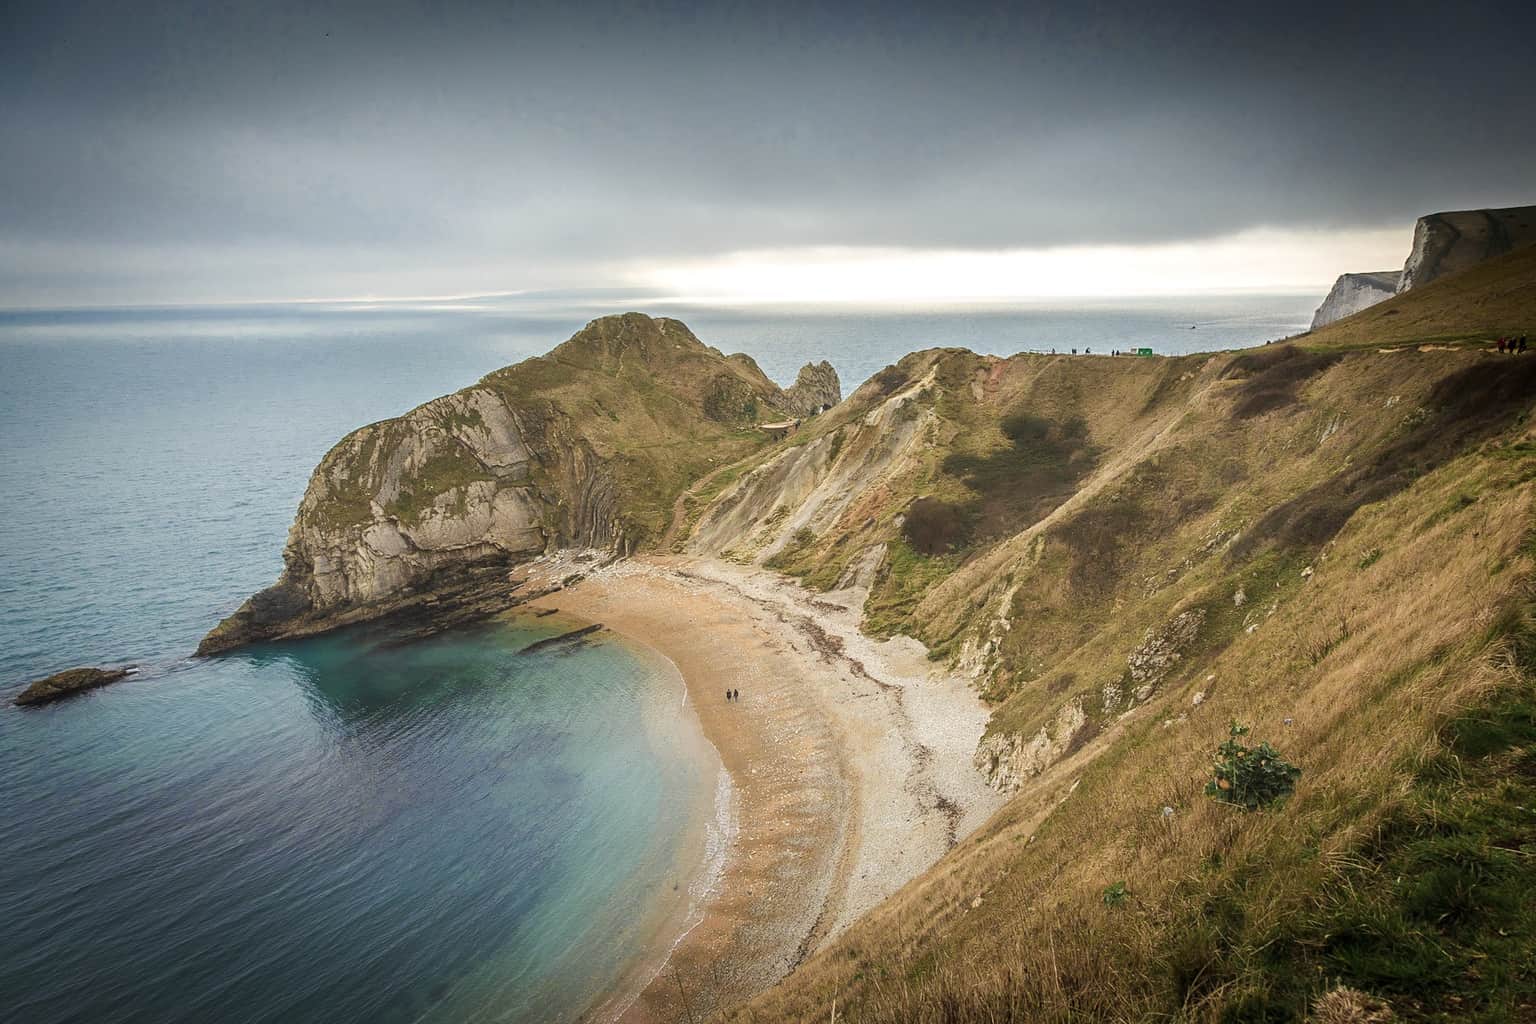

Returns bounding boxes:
[1173,682,1536,1022]
[385,446,494,525]
[863,539,960,639]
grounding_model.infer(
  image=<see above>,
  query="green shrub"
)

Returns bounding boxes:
[1205,722,1302,810]
[1102,881,1128,906]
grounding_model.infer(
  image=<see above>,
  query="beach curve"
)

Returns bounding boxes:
[521,554,1005,1022]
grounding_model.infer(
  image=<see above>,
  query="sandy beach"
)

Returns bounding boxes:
[519,554,1004,1023]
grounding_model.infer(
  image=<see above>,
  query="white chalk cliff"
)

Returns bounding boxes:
[1310,271,1402,329]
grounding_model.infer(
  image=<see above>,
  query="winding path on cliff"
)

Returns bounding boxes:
[659,453,760,550]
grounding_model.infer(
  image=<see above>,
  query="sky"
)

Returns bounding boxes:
[3,0,1534,307]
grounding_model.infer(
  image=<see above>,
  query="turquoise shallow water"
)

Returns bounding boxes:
[0,624,710,1023]
[0,294,1311,1022]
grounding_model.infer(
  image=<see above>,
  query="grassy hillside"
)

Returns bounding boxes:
[476,313,792,546]
[689,250,1536,1021]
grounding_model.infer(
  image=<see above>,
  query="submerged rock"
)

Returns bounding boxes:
[15,666,135,706]
[518,623,604,655]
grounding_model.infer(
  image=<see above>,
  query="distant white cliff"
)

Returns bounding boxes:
[1310,271,1401,329]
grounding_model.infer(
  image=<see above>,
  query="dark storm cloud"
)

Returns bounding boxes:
[3,0,1534,303]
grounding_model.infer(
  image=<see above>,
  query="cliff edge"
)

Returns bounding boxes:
[1309,205,1536,331]
[1397,204,1536,292]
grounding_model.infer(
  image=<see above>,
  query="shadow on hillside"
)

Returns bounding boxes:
[1234,357,1536,558]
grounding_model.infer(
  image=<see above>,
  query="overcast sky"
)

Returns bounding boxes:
[4,0,1534,306]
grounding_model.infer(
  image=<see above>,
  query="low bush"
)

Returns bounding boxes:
[1206,722,1302,810]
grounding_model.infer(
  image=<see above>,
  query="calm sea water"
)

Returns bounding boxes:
[0,292,1314,1023]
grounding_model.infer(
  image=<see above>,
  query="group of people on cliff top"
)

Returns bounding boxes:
[1044,347,1152,356]
[1497,335,1528,353]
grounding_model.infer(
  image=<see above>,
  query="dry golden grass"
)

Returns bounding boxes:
[730,457,1532,1021]
[694,252,1536,1023]
[1311,987,1395,1024]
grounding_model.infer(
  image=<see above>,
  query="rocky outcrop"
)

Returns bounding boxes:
[15,666,135,706]
[1125,608,1206,702]
[200,314,842,655]
[1310,271,1401,329]
[1397,205,1536,293]
[782,360,842,417]
[975,698,1088,792]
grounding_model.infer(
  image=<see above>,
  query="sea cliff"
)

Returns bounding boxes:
[1309,270,1400,329]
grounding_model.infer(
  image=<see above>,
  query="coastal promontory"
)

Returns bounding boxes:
[198,314,840,654]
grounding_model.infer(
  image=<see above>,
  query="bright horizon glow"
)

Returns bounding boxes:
[0,227,1412,311]
[633,227,1410,305]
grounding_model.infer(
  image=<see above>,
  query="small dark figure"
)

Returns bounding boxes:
[1522,336,1529,353]
[726,688,731,701]
[732,688,739,701]
[1498,337,1507,353]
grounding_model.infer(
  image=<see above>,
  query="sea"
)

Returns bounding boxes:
[0,291,1316,1023]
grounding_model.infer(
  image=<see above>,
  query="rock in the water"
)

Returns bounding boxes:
[15,666,134,706]
[517,623,604,654]
[1310,271,1401,329]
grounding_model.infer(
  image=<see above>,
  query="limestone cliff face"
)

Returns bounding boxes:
[200,313,838,654]
[1309,271,1401,329]
[1397,205,1536,292]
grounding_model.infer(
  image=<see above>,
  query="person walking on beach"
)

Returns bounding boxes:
[725,688,732,701]
[1498,337,1507,353]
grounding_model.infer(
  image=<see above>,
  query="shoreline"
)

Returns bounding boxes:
[523,554,1005,1022]
[576,637,738,1024]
